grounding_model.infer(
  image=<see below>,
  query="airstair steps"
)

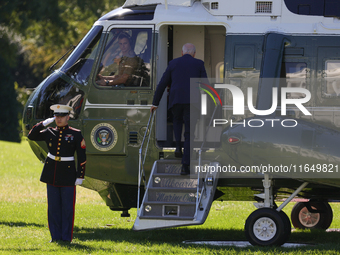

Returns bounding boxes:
[151,174,199,188]
[141,202,196,218]
[147,187,198,192]
[147,191,197,202]
[143,201,196,205]
[133,159,220,230]
[154,159,187,173]
[139,215,195,220]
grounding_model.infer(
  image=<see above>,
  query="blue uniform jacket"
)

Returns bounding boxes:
[28,122,86,186]
[152,54,208,108]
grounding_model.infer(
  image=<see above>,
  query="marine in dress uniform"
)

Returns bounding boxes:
[27,104,86,243]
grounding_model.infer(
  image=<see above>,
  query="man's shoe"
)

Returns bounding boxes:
[175,147,183,158]
[180,165,190,175]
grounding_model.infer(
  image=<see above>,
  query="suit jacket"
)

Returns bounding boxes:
[152,54,207,109]
[28,122,86,186]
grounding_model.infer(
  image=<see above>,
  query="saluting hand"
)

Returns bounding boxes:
[42,117,55,127]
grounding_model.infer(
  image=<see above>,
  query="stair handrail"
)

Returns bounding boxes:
[194,104,219,219]
[137,112,155,212]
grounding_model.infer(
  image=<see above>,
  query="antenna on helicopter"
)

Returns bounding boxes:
[49,45,76,71]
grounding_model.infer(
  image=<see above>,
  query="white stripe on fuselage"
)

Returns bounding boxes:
[84,99,152,110]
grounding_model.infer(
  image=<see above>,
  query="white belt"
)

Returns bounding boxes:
[47,152,74,162]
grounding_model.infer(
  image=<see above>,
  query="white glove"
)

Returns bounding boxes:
[42,117,55,127]
[75,178,84,185]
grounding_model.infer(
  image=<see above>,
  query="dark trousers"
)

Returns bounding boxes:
[172,104,198,165]
[47,184,76,242]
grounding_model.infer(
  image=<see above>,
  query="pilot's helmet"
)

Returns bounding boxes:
[50,104,73,117]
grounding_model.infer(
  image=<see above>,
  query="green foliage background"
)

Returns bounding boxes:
[0,0,125,142]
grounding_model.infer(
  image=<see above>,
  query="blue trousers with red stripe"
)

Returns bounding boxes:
[47,184,76,242]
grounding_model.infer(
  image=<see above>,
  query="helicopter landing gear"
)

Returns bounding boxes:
[245,174,308,246]
[245,208,291,246]
[291,201,333,230]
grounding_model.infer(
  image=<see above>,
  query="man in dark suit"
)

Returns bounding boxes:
[151,43,207,175]
[28,104,86,243]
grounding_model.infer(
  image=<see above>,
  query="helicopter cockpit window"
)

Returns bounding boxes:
[95,28,151,88]
[35,75,85,120]
[323,60,340,97]
[60,25,103,86]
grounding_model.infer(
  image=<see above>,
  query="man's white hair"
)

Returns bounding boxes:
[182,43,196,56]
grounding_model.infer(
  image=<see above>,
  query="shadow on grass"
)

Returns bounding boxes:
[74,226,246,243]
[0,221,44,228]
[53,240,90,250]
[2,220,340,252]
[73,226,340,252]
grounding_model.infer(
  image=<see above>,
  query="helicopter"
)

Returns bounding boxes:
[22,0,340,246]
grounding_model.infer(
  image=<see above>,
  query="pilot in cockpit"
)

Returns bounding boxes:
[96,32,147,87]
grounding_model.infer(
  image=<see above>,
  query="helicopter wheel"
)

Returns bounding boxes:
[245,208,291,246]
[291,201,333,230]
[278,210,291,241]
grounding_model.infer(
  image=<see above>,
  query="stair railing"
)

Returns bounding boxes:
[194,104,219,219]
[137,112,155,213]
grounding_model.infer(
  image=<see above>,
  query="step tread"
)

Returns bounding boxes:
[143,201,196,205]
[155,159,182,164]
[139,215,195,220]
[153,173,199,178]
[148,187,199,192]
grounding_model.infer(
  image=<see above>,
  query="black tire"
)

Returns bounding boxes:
[245,208,290,246]
[278,210,291,243]
[291,201,333,230]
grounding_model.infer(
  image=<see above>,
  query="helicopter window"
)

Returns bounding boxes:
[281,62,307,99]
[60,25,103,86]
[323,60,340,97]
[35,75,85,120]
[95,28,151,88]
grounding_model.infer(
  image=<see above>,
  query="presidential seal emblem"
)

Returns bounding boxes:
[90,123,118,151]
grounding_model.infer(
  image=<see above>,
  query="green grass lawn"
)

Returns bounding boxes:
[1,139,340,254]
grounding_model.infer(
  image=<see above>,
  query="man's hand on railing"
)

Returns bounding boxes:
[150,105,158,113]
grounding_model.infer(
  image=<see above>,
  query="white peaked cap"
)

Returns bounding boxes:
[50,104,73,113]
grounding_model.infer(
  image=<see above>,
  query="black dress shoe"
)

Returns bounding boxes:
[180,164,190,175]
[175,147,183,158]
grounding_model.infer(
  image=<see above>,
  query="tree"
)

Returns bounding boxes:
[0,0,124,142]
[0,50,21,142]
[0,0,69,142]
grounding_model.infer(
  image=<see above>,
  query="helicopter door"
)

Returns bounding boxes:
[83,26,154,157]
[154,25,226,148]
